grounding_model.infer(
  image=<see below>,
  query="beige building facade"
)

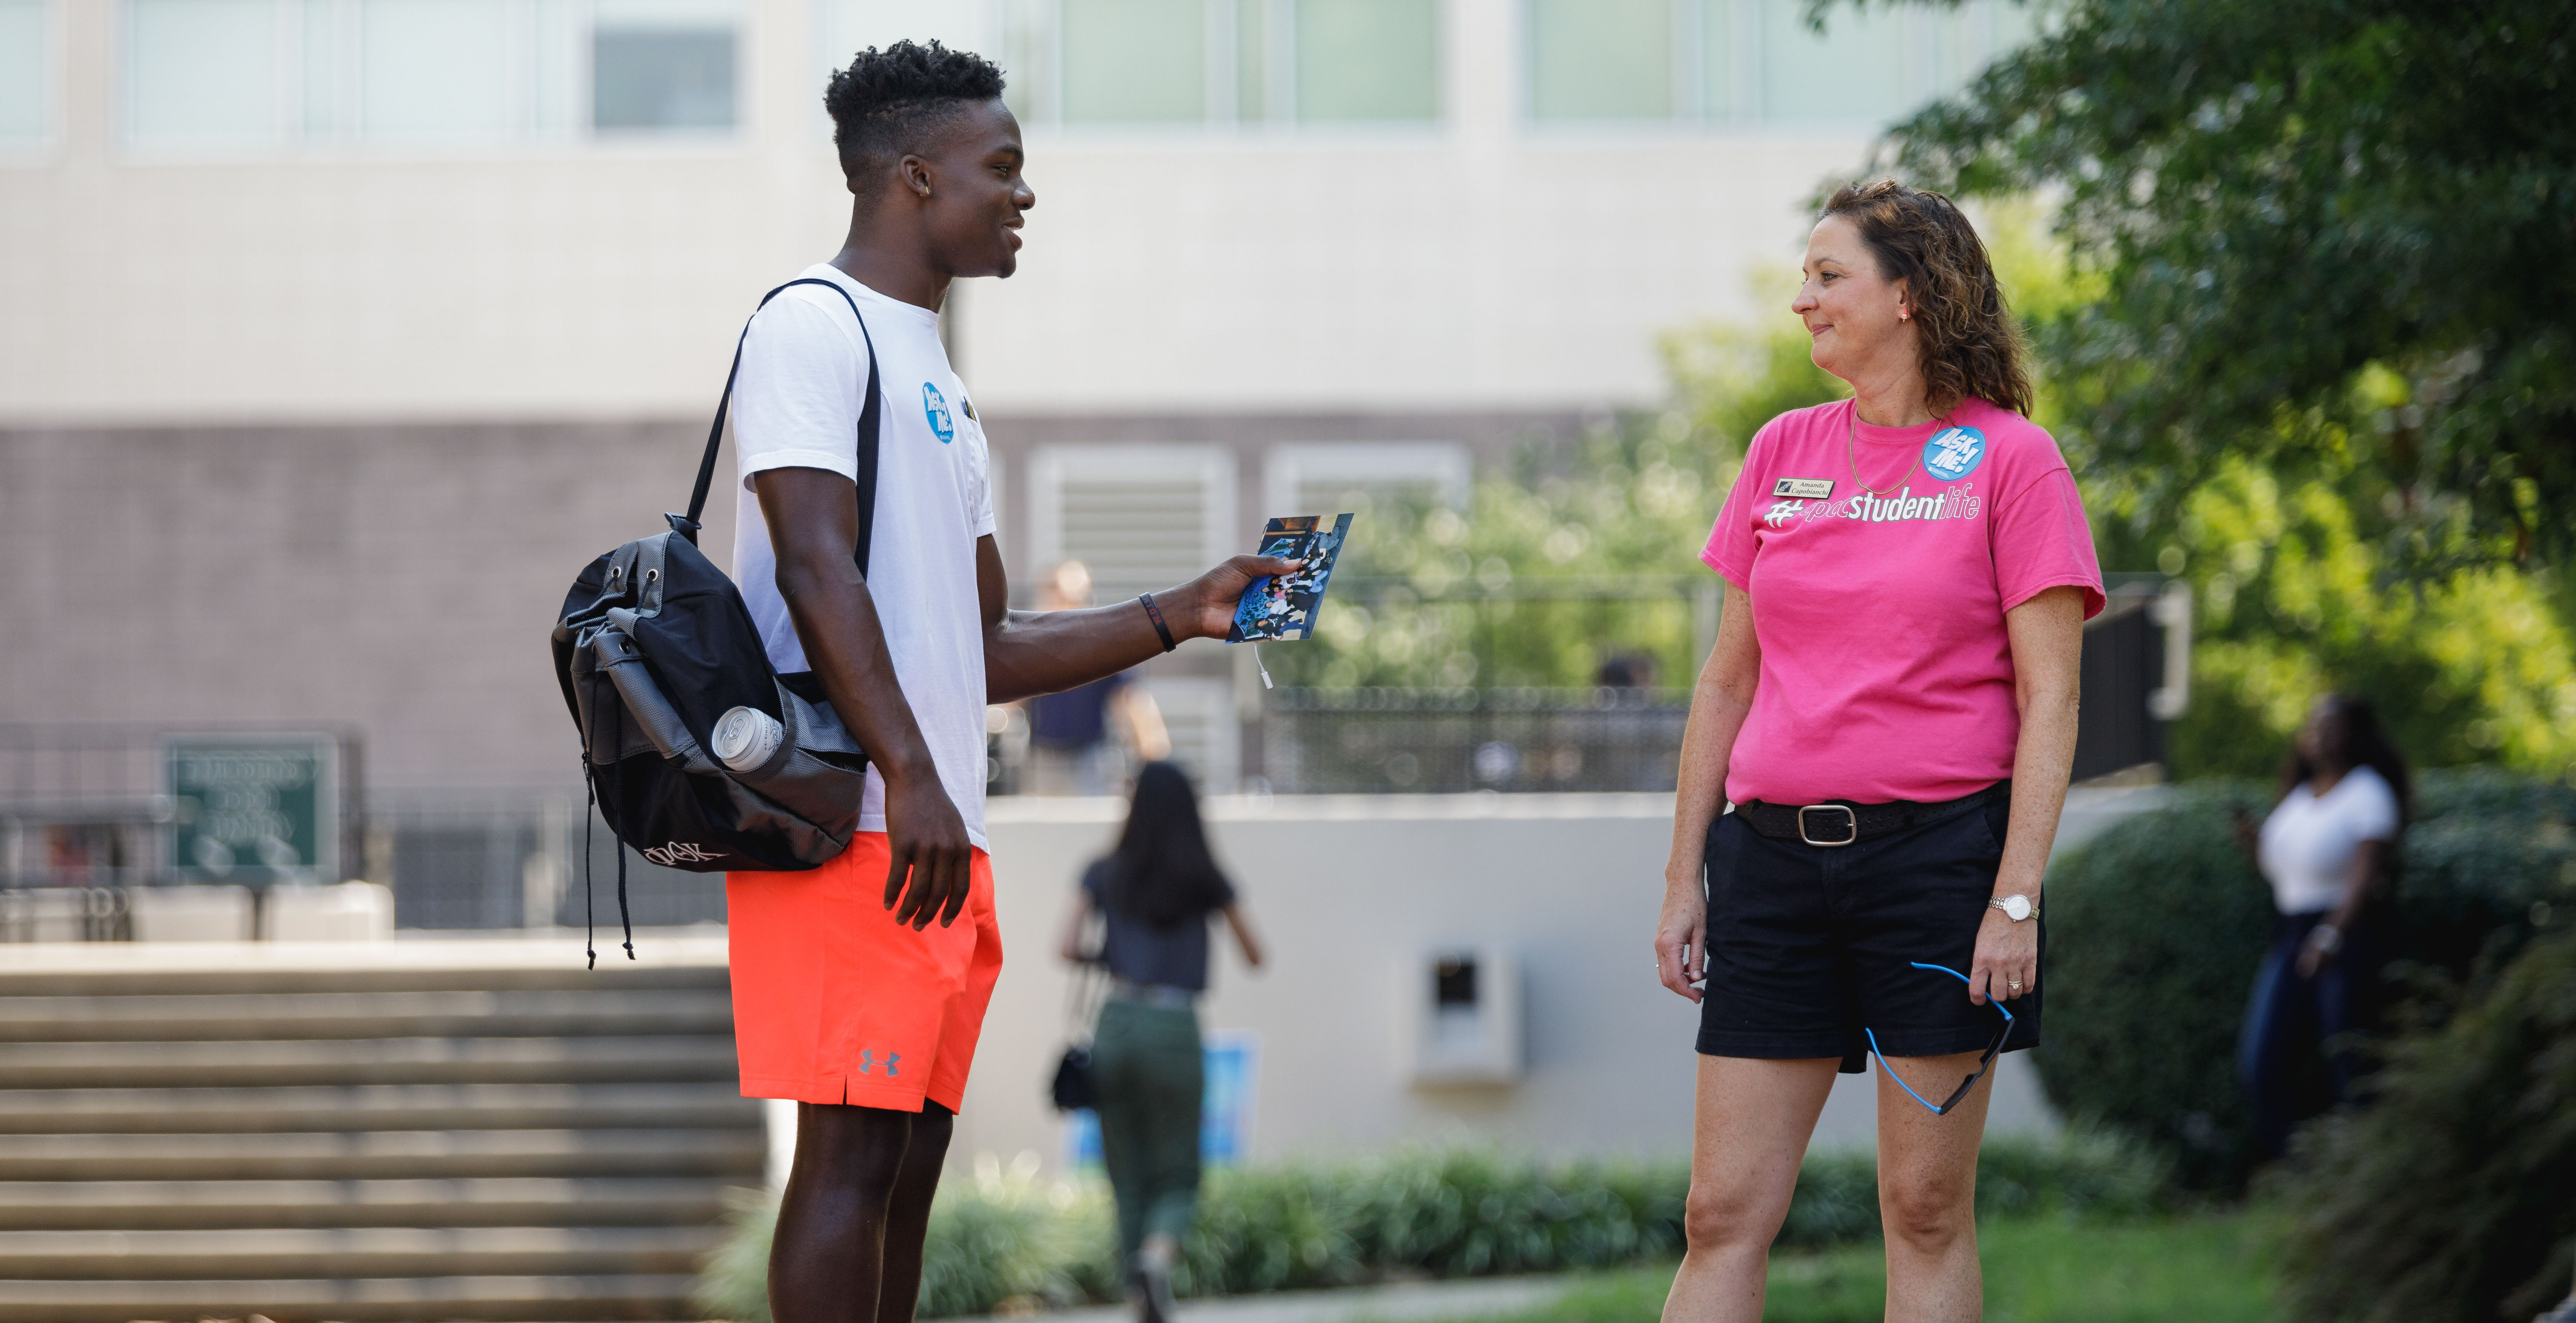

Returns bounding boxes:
[1,0,2031,793]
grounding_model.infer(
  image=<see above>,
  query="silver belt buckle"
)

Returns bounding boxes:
[1797,804,1859,847]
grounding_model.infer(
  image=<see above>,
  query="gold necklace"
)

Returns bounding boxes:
[1845,402,1944,497]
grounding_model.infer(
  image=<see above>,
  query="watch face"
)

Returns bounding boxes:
[2003,895,2032,921]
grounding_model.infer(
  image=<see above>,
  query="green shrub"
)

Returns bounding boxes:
[2036,770,2576,1193]
[695,1138,2165,1320]
[696,1156,1113,1323]
[2035,781,2280,1191]
[2268,931,2576,1323]
[2392,771,2576,990]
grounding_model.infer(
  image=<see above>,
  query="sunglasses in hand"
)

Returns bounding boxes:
[1864,962,2014,1116]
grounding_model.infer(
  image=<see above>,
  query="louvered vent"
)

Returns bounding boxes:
[1059,476,1215,602]
[1029,446,1234,605]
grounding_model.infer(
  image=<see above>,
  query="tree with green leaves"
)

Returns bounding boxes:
[1870,0,2575,569]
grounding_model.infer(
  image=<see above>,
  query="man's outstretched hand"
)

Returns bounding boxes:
[1173,555,1304,640]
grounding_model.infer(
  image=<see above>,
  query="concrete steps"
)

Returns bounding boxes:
[0,1177,738,1229]
[0,1081,757,1133]
[0,935,751,1321]
[0,1034,741,1088]
[0,1273,706,1323]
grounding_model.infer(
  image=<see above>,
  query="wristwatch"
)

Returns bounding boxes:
[1988,894,2040,922]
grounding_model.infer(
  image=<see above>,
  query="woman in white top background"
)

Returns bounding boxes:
[2233,693,2411,1162]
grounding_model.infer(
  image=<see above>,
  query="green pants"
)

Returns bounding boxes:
[1090,996,1204,1264]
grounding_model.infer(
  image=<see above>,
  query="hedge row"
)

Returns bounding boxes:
[694,1138,2165,1323]
[2036,768,2576,1192]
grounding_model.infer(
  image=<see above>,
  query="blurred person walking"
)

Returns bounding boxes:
[1056,760,1264,1323]
[1653,181,2102,1323]
[720,41,1297,1323]
[1025,561,1171,795]
[2234,694,2408,1162]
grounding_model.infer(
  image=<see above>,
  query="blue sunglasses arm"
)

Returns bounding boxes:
[1908,960,2016,1025]
[1864,1026,1953,1112]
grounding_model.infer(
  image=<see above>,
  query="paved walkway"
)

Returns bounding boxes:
[965,1276,1574,1323]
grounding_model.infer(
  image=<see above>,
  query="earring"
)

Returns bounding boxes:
[1898,309,1910,319]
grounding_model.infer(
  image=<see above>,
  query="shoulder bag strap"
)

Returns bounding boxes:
[670,276,886,576]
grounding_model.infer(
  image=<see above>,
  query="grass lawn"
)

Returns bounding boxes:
[1451,1215,2278,1323]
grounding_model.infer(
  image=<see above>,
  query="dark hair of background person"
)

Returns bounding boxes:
[823,39,1007,186]
[1819,179,2034,418]
[2281,693,2414,827]
[1103,761,1234,930]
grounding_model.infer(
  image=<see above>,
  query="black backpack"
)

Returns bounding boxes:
[550,277,882,964]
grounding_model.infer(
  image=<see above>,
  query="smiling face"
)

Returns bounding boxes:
[1793,214,1917,387]
[910,98,1034,280]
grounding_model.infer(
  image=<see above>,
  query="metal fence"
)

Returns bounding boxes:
[0,720,723,937]
[3,576,2183,935]
[0,722,366,891]
[1263,573,2188,794]
[370,792,727,932]
[1265,687,1692,794]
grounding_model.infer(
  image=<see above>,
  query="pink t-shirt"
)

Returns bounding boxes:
[1700,396,2104,806]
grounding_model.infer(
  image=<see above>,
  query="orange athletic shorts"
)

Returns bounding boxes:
[726,834,1002,1113]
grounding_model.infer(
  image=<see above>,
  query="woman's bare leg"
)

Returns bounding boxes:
[1661,1055,1840,1323]
[1873,1050,1994,1323]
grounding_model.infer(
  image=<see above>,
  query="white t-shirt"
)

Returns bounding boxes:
[730,264,996,849]
[2258,765,2400,915]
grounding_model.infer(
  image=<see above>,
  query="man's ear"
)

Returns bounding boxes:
[900,154,934,201]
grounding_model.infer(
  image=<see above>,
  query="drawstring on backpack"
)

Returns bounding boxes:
[580,666,638,967]
[607,677,635,961]
[582,754,598,970]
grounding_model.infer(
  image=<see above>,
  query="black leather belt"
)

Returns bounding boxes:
[1732,780,2010,847]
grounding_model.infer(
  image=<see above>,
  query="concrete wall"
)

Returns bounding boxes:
[948,792,2101,1173]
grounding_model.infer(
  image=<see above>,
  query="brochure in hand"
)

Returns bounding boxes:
[1227,514,1354,643]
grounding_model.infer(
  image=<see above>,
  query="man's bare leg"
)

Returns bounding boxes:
[770,1102,916,1323]
[875,1101,956,1323]
[1661,1056,1839,1323]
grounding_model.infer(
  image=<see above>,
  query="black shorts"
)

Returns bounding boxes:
[1695,789,2041,1071]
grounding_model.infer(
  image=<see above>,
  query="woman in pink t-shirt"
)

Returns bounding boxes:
[1651,180,2104,1322]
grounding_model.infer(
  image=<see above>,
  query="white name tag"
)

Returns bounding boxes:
[1773,478,1834,499]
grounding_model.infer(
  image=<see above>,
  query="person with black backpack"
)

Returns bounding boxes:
[721,41,1295,1323]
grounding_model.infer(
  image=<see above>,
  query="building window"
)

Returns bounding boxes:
[1527,0,1670,122]
[1009,0,1440,128]
[1061,0,1206,123]
[358,0,518,141]
[0,0,54,152]
[122,0,741,151]
[1288,0,1438,122]
[127,0,286,147]
[594,0,739,131]
[1526,0,2034,130]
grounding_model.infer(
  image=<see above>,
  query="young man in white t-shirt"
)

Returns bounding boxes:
[723,41,1293,1323]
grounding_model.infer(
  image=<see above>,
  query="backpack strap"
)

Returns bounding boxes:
[670,276,886,577]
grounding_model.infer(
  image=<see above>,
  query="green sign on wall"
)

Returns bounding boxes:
[166,736,340,886]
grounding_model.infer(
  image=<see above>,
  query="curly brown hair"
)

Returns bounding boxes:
[1820,179,2033,419]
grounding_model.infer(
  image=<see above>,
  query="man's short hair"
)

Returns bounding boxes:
[824,40,1007,186]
